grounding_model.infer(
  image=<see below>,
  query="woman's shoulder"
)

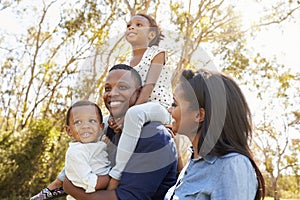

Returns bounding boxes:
[219,153,254,171]
[220,152,250,161]
[221,152,247,158]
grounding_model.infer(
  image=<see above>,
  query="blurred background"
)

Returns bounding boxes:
[0,0,299,199]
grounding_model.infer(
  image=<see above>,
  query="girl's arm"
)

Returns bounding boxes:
[135,52,165,105]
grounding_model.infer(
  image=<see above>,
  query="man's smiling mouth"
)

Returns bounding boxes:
[110,101,122,107]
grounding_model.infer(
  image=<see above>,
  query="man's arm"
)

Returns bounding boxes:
[63,177,118,200]
[95,175,110,190]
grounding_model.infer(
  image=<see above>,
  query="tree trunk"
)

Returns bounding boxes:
[272,179,280,200]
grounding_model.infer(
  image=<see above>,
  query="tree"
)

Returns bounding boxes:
[0,0,119,132]
[0,0,299,198]
[246,54,300,200]
[0,0,119,197]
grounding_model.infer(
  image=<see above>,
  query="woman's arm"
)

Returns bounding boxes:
[135,52,165,105]
[63,177,118,200]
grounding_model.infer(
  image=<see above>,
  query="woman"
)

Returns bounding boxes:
[165,69,265,200]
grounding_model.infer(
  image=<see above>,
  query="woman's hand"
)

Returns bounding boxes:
[165,124,176,138]
[164,124,184,174]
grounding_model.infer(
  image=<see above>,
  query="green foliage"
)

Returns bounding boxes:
[0,0,299,199]
[0,119,69,199]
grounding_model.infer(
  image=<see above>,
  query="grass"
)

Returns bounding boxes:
[265,197,300,200]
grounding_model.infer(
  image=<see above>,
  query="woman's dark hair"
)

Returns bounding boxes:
[109,64,142,88]
[136,13,164,47]
[179,68,265,200]
[66,100,103,126]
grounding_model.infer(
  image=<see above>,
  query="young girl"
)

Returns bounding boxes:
[107,13,174,189]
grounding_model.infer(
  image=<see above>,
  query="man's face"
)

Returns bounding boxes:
[103,69,140,119]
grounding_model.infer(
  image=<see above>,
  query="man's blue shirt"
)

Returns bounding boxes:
[115,122,178,200]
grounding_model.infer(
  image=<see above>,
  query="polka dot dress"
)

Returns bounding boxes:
[130,46,173,107]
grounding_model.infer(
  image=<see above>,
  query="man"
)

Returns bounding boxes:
[63,64,178,200]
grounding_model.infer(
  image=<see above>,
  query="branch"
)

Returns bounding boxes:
[256,6,300,27]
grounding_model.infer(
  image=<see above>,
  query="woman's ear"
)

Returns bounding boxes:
[195,108,205,123]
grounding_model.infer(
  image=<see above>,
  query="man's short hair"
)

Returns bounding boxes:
[109,64,142,88]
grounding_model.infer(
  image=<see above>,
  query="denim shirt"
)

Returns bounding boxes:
[164,152,258,200]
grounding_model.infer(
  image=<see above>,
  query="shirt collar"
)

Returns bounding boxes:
[190,146,218,164]
[202,155,218,164]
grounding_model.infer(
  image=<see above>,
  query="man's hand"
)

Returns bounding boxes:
[63,177,84,198]
[107,178,119,190]
[63,177,118,200]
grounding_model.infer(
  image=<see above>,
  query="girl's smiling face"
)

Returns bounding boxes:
[125,15,154,46]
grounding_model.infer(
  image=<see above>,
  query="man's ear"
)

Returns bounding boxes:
[65,125,72,137]
[195,108,205,123]
[136,86,142,98]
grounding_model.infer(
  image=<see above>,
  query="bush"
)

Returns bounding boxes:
[0,119,69,199]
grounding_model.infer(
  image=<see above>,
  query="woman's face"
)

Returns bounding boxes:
[168,84,200,138]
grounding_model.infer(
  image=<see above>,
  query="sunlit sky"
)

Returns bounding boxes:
[236,0,300,73]
[0,0,299,72]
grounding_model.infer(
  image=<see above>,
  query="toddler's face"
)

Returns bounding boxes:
[66,105,104,143]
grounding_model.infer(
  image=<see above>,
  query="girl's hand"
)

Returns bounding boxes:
[108,116,123,134]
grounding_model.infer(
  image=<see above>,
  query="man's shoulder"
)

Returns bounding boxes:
[142,121,166,129]
[137,121,174,152]
[141,121,169,136]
